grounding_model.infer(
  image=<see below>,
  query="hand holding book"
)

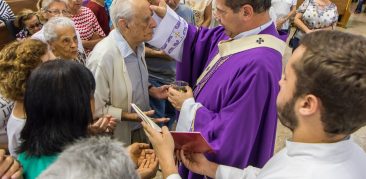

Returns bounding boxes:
[132,103,213,153]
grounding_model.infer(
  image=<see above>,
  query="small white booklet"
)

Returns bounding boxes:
[131,103,162,132]
[131,103,213,153]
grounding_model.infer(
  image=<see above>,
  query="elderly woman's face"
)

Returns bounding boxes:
[68,0,83,13]
[44,2,69,20]
[24,15,42,35]
[50,26,78,60]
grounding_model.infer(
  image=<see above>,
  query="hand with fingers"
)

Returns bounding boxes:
[141,122,177,178]
[167,86,194,111]
[122,110,155,122]
[0,149,23,179]
[125,109,170,124]
[149,0,168,18]
[178,150,218,178]
[88,115,117,135]
[136,152,159,179]
[127,143,151,166]
[149,85,170,100]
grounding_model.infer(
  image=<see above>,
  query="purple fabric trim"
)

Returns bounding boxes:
[161,17,188,54]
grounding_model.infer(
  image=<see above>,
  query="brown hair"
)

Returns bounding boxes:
[14,9,39,28]
[0,39,48,100]
[225,0,271,13]
[293,30,366,135]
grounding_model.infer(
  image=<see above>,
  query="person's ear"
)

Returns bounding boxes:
[118,18,129,31]
[241,4,254,18]
[298,94,319,117]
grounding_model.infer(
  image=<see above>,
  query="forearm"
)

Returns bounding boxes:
[203,162,219,178]
[294,14,311,33]
[285,6,297,20]
[121,111,142,122]
[201,3,212,27]
[160,158,178,179]
[201,17,211,28]
[82,38,103,49]
[145,46,172,60]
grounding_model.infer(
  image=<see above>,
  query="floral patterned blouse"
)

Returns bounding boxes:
[295,0,338,38]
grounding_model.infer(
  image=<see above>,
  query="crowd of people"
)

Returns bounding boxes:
[0,0,366,179]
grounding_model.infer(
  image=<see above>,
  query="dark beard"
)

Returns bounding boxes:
[277,97,298,131]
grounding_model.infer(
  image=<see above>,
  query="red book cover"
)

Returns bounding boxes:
[170,131,213,153]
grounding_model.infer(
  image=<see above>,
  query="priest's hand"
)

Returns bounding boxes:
[142,122,178,179]
[149,85,170,100]
[168,86,193,111]
[149,0,167,18]
[0,149,23,179]
[137,152,159,179]
[178,150,218,178]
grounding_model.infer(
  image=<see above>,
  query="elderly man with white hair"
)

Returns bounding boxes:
[43,17,83,63]
[87,0,169,144]
[32,0,86,62]
[38,137,159,179]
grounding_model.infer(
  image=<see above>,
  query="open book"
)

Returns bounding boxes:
[131,103,213,153]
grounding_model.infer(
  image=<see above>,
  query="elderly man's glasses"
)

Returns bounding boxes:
[46,9,71,16]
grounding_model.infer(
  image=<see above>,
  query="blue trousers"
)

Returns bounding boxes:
[355,0,365,13]
[149,78,177,129]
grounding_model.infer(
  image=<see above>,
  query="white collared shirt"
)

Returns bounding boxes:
[233,20,273,39]
[216,138,366,179]
[111,30,150,113]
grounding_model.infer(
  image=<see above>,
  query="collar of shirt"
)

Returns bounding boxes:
[233,20,273,40]
[111,29,144,59]
[285,137,353,163]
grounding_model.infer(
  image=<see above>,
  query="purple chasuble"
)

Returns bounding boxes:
[176,23,284,179]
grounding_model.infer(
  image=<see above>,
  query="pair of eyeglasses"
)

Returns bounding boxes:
[27,22,42,30]
[46,9,71,16]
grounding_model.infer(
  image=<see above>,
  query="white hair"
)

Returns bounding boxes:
[43,17,75,42]
[110,0,134,29]
[38,137,139,179]
[41,0,68,10]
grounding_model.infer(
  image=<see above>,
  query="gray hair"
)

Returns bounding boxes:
[110,0,134,29]
[41,0,68,10]
[44,16,75,42]
[38,137,139,179]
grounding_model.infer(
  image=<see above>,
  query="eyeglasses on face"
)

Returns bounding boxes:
[46,9,71,16]
[27,22,43,30]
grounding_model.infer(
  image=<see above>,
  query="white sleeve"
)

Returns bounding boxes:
[176,98,202,132]
[76,30,86,54]
[292,0,298,6]
[86,56,123,120]
[216,165,261,179]
[148,6,188,62]
[166,174,182,179]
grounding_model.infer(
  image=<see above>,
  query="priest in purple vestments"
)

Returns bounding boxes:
[148,0,287,178]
